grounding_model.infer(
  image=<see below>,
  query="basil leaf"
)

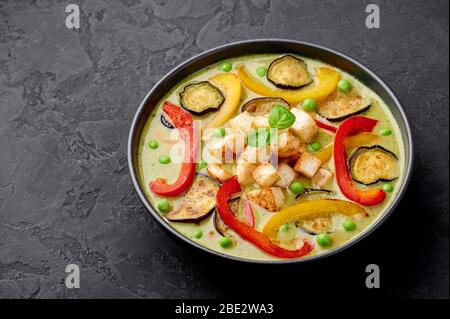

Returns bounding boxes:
[268,105,296,129]
[246,128,275,147]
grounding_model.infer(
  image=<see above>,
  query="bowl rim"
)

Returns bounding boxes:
[127,39,414,264]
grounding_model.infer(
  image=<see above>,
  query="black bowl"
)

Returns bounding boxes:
[128,39,414,264]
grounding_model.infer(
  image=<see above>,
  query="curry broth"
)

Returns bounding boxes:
[137,54,405,261]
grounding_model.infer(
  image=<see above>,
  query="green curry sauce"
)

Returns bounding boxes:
[137,54,405,261]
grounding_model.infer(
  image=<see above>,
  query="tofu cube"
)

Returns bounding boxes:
[290,108,318,143]
[252,162,280,187]
[236,158,258,185]
[241,145,272,164]
[207,164,233,183]
[246,187,285,211]
[277,130,303,158]
[209,133,244,162]
[293,152,322,178]
[312,168,334,188]
[252,115,270,129]
[228,111,254,135]
[275,162,297,188]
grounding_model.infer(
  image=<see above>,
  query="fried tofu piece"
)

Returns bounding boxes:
[275,162,297,188]
[246,187,285,212]
[252,162,280,187]
[290,108,318,143]
[241,145,272,164]
[312,168,334,188]
[252,115,270,129]
[277,130,303,158]
[207,163,233,183]
[293,151,322,178]
[209,133,244,162]
[236,158,258,185]
[228,111,254,135]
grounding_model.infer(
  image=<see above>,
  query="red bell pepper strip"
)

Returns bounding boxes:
[334,116,386,206]
[216,177,314,259]
[243,198,255,227]
[315,119,337,133]
[149,102,198,197]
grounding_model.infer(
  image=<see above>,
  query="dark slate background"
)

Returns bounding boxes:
[0,0,448,299]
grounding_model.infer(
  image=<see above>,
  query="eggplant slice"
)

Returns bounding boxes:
[213,197,241,236]
[267,55,313,89]
[166,174,219,222]
[349,145,399,185]
[160,114,174,129]
[296,188,334,201]
[241,97,290,115]
[296,216,333,235]
[179,81,224,115]
[317,94,371,122]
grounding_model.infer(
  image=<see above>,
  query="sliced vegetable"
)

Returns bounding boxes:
[216,177,314,259]
[295,188,334,201]
[160,113,174,129]
[150,102,198,197]
[237,65,340,104]
[179,81,224,115]
[334,116,386,206]
[204,73,242,130]
[263,199,367,238]
[166,174,219,222]
[315,119,337,133]
[268,105,296,129]
[241,97,289,115]
[349,145,399,185]
[267,55,312,89]
[297,216,332,235]
[214,197,241,236]
[243,198,255,227]
[317,94,371,122]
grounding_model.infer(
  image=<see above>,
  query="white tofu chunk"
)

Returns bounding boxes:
[252,115,270,129]
[252,162,280,187]
[246,187,285,212]
[207,163,233,183]
[228,111,254,135]
[236,158,258,185]
[277,130,303,158]
[290,108,318,143]
[275,162,297,188]
[241,145,272,164]
[312,168,334,188]
[209,133,244,162]
[293,151,322,178]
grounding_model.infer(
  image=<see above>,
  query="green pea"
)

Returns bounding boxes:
[157,199,170,213]
[302,98,317,111]
[159,156,171,164]
[193,230,203,239]
[213,127,226,138]
[256,66,267,77]
[380,128,392,136]
[343,219,356,231]
[316,233,332,247]
[219,237,232,248]
[219,61,232,72]
[382,182,394,193]
[308,141,322,152]
[196,160,208,171]
[148,140,159,149]
[289,181,304,195]
[337,79,352,93]
[281,223,290,232]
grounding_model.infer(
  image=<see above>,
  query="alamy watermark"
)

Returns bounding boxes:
[65,4,80,30]
[65,264,80,289]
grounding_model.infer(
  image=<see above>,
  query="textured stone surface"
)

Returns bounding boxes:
[0,0,448,298]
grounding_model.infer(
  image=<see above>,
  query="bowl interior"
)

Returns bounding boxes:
[128,40,413,264]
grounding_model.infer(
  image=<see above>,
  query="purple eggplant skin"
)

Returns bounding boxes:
[213,197,240,236]
[179,81,225,116]
[266,55,313,90]
[241,97,290,114]
[349,145,399,185]
[295,188,334,200]
[160,113,174,129]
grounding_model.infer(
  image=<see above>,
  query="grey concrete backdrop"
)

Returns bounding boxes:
[0,0,448,298]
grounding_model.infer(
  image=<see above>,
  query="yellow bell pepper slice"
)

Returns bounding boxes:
[316,132,379,163]
[263,199,368,238]
[204,73,242,130]
[237,65,340,104]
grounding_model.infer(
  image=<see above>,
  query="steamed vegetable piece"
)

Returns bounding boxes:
[334,116,386,206]
[214,197,240,236]
[237,65,340,104]
[150,102,198,196]
[295,188,333,201]
[216,177,314,258]
[267,55,313,89]
[166,174,219,222]
[349,145,399,185]
[179,81,224,115]
[263,199,367,238]
[317,94,371,122]
[160,114,174,129]
[204,73,242,130]
[241,97,289,115]
[297,215,332,235]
